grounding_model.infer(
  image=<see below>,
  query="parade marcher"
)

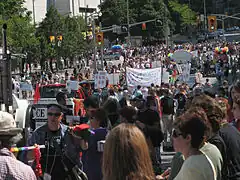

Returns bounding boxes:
[102,124,155,180]
[119,106,137,124]
[174,88,187,116]
[204,78,212,88]
[56,92,73,125]
[137,96,164,173]
[161,88,174,145]
[172,108,222,180]
[83,96,100,124]
[29,104,89,180]
[82,108,108,180]
[0,111,37,180]
[217,99,240,180]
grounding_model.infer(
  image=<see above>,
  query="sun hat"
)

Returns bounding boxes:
[0,111,22,136]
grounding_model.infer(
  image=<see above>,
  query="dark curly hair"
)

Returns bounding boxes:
[174,107,208,149]
[191,94,223,133]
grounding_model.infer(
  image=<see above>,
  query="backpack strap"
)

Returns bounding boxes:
[204,153,217,180]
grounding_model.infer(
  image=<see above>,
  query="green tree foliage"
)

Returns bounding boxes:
[0,0,26,19]
[99,0,172,41]
[36,6,63,69]
[36,6,87,70]
[0,0,40,66]
[169,0,197,26]
[60,16,87,61]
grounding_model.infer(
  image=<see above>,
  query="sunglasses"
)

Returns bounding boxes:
[47,112,61,117]
[172,129,183,138]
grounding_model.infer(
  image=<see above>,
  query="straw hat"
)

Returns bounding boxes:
[0,111,22,136]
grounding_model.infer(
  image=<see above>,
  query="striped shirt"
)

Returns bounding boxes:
[0,148,37,180]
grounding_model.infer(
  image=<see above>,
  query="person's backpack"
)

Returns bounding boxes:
[175,93,186,110]
[162,96,174,115]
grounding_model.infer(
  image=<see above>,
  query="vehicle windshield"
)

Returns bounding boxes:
[40,85,69,98]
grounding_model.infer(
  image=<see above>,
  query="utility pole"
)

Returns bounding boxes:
[1,24,12,112]
[203,0,207,31]
[85,5,88,27]
[127,0,131,46]
[92,20,97,74]
[99,22,104,70]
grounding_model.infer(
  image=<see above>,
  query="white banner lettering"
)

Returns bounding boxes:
[126,67,161,87]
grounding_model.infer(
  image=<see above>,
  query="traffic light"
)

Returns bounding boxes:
[142,23,146,30]
[57,35,63,47]
[96,32,104,46]
[49,36,55,43]
[57,35,63,41]
[208,16,217,32]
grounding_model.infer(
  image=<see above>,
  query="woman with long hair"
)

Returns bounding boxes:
[102,123,155,180]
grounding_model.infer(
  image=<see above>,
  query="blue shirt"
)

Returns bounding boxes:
[82,128,108,180]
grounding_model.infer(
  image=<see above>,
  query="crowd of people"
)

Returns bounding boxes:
[1,40,240,180]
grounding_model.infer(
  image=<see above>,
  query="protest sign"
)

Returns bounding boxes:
[94,71,107,89]
[107,73,120,85]
[162,69,170,84]
[20,82,33,91]
[66,80,79,91]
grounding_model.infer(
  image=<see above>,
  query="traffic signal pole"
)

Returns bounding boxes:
[127,0,131,47]
[99,22,104,70]
[1,24,12,112]
[210,14,240,30]
[92,20,97,74]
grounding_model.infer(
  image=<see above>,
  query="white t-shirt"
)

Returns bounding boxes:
[174,154,215,180]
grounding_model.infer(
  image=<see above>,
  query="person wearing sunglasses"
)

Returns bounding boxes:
[171,108,222,180]
[29,104,88,180]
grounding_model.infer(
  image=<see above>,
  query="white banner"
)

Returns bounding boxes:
[126,67,161,87]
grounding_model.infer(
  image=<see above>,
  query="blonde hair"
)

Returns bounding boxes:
[102,123,155,180]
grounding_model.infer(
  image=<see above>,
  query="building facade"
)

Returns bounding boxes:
[24,0,47,24]
[24,0,101,24]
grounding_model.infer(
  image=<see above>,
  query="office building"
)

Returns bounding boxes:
[24,0,101,24]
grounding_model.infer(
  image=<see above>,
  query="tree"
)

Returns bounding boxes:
[36,6,64,71]
[0,0,26,19]
[99,0,172,41]
[37,6,87,70]
[168,0,197,33]
[169,0,197,26]
[0,0,40,71]
[59,16,87,68]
